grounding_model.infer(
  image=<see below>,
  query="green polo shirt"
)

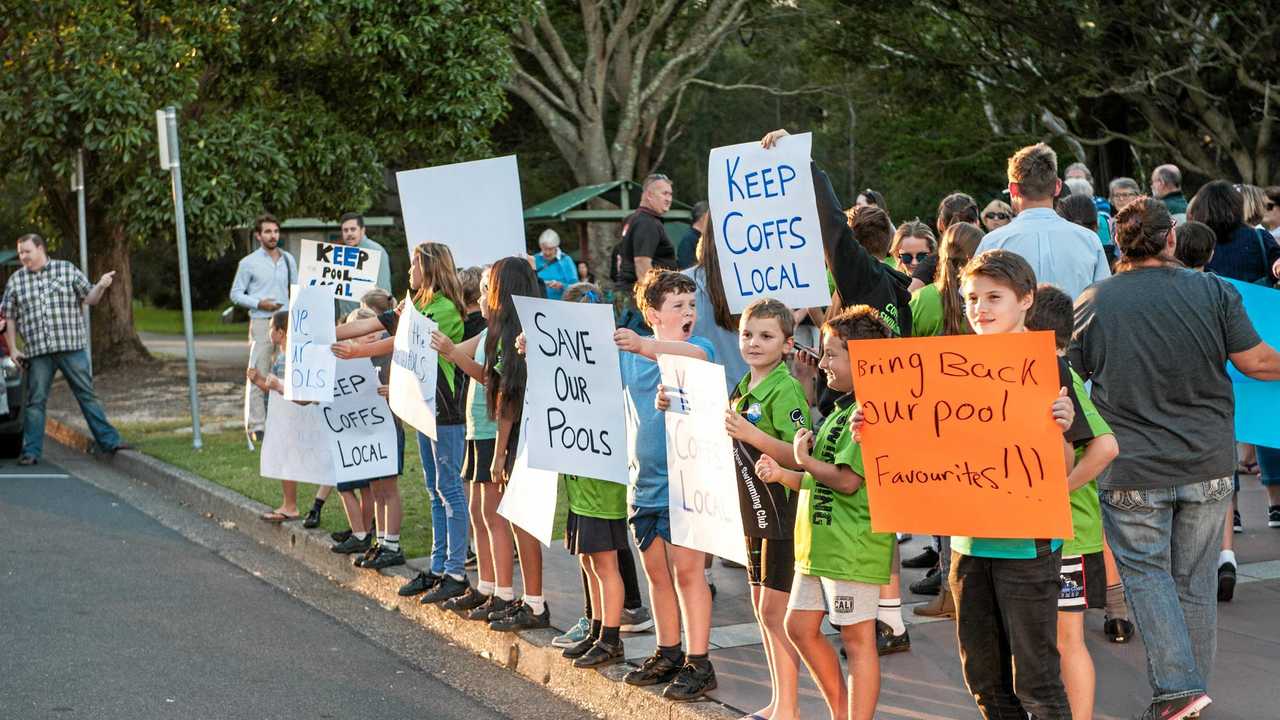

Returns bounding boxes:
[565,474,627,520]
[416,293,463,394]
[909,283,944,338]
[1063,367,1112,556]
[793,394,894,584]
[731,362,811,538]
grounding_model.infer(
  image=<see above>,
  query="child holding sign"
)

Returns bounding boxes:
[1026,284,1120,720]
[948,249,1083,720]
[247,310,303,523]
[754,305,897,720]
[725,298,809,720]
[622,269,717,701]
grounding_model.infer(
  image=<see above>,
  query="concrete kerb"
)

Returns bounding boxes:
[45,417,739,720]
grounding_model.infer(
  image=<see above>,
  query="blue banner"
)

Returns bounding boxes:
[1224,278,1280,448]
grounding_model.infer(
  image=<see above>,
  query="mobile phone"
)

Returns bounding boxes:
[794,342,819,360]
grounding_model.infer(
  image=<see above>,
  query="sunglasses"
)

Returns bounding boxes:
[984,212,1010,221]
[898,252,930,264]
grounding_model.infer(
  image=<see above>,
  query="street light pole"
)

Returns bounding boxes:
[156,106,203,449]
[72,149,91,373]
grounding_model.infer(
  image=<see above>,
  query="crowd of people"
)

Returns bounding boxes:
[226,132,1280,720]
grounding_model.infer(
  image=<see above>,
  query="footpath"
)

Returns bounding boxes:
[45,358,1280,720]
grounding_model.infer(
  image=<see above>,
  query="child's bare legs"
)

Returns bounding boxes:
[785,608,846,720]
[360,487,375,532]
[468,482,493,587]
[372,477,402,536]
[277,480,299,516]
[587,551,624,628]
[482,484,514,589]
[582,555,602,621]
[1057,610,1094,720]
[840,620,879,720]
[337,489,366,534]
[670,545,711,655]
[639,538,682,648]
[512,524,543,597]
[754,585,801,719]
[315,484,332,503]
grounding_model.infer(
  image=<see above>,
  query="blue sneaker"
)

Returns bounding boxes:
[552,616,590,648]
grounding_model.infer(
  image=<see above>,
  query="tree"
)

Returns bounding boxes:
[0,1,525,366]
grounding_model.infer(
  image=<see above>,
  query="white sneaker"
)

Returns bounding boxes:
[620,606,654,633]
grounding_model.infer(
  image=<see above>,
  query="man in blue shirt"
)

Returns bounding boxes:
[336,212,393,317]
[229,213,296,442]
[977,144,1110,300]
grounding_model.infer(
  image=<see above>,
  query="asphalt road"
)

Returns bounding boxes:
[0,453,594,720]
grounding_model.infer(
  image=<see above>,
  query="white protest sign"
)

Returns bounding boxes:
[261,359,399,485]
[497,413,560,547]
[284,285,337,402]
[261,392,335,484]
[298,239,384,301]
[659,355,748,565]
[388,295,439,439]
[707,132,828,313]
[513,296,629,484]
[396,156,526,268]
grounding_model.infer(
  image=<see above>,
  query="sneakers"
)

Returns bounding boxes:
[398,571,441,597]
[442,587,490,614]
[1104,616,1134,643]
[421,574,469,605]
[331,529,352,543]
[624,650,685,686]
[1233,509,1243,534]
[902,546,939,569]
[574,639,624,668]
[1217,562,1236,602]
[302,506,322,529]
[466,595,512,622]
[363,546,406,570]
[1138,693,1211,720]
[489,600,551,632]
[562,634,597,660]
[1270,505,1280,528]
[353,543,380,567]
[909,567,942,596]
[913,589,955,618]
[331,533,372,555]
[17,455,37,466]
[620,606,654,633]
[875,620,911,656]
[465,549,478,570]
[553,617,591,648]
[662,660,717,702]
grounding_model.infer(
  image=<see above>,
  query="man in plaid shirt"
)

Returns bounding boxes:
[3,233,124,465]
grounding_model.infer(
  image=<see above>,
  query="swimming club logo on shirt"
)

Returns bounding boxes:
[745,402,763,424]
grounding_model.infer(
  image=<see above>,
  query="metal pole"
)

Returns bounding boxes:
[74,149,91,374]
[164,106,203,449]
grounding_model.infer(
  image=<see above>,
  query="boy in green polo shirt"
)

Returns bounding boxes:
[559,473,630,668]
[1027,283,1120,720]
[754,304,897,720]
[948,249,1081,720]
[724,298,810,720]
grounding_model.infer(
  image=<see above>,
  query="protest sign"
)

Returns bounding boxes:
[1224,278,1280,447]
[848,331,1072,538]
[707,132,828,313]
[396,156,525,268]
[297,239,383,301]
[497,413,560,547]
[659,355,749,565]
[261,359,399,485]
[284,285,336,402]
[388,294,439,439]
[513,296,628,484]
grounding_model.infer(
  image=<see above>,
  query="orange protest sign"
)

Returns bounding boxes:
[847,331,1073,539]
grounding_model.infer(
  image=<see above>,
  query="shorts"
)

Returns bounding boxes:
[566,511,630,555]
[462,438,495,483]
[787,572,879,627]
[628,505,672,552]
[336,478,370,492]
[337,420,405,490]
[1058,552,1105,612]
[745,536,795,593]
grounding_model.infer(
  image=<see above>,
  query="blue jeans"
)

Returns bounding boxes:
[1100,477,1233,703]
[23,349,121,459]
[418,425,468,577]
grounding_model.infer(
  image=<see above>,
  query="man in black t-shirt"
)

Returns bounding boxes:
[616,174,678,315]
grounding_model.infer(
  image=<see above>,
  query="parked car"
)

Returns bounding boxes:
[0,355,23,458]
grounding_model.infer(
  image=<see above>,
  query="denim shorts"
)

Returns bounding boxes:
[628,505,671,552]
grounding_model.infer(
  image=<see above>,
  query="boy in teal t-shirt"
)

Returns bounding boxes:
[754,305,898,720]
[1027,283,1120,720]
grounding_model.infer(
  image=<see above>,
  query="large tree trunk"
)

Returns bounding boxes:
[89,221,150,369]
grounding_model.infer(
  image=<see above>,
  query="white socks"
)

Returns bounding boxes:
[878,598,905,635]
[477,580,495,596]
[524,594,546,614]
[1220,549,1237,568]
[496,586,515,601]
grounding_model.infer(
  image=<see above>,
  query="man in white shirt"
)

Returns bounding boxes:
[229,214,296,442]
[977,144,1110,299]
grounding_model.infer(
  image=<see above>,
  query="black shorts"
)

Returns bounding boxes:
[335,478,370,492]
[462,439,495,483]
[565,511,630,555]
[745,535,795,593]
[1058,552,1105,612]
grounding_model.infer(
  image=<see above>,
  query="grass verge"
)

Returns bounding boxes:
[122,420,569,560]
[133,301,249,336]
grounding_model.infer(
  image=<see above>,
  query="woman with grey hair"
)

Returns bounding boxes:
[530,228,579,300]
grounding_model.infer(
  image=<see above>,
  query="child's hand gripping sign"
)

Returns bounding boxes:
[848,331,1074,539]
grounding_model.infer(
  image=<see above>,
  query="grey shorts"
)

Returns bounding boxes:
[787,572,880,626]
